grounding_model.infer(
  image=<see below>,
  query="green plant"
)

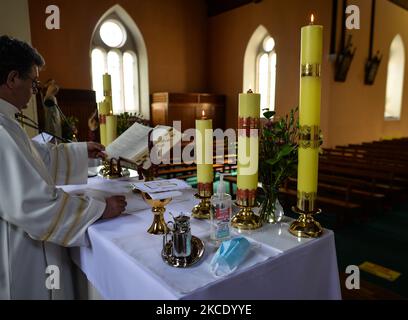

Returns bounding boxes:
[259,107,299,191]
[117,112,149,135]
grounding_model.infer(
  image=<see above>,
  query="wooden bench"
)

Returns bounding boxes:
[335,146,408,162]
[223,175,361,227]
[278,187,360,210]
[319,164,405,195]
[319,158,408,183]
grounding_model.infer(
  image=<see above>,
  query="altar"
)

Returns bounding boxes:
[67,176,341,300]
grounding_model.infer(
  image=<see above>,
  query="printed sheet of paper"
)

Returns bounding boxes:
[147,190,183,200]
[132,179,191,199]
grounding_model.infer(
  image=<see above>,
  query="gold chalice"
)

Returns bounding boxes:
[141,192,172,235]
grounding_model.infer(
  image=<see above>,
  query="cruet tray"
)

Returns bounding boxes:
[162,235,205,268]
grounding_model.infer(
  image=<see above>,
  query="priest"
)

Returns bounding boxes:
[0,35,127,299]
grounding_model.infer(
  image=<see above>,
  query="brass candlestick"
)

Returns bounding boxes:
[141,192,172,235]
[231,189,262,231]
[99,158,129,179]
[289,192,323,238]
[192,183,212,219]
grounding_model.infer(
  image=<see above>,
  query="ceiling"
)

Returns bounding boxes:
[205,0,408,17]
[389,0,408,10]
[206,0,262,17]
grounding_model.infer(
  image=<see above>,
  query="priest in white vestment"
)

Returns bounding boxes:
[0,35,127,299]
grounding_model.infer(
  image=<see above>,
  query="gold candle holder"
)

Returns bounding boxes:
[289,192,323,238]
[231,189,262,231]
[192,183,212,219]
[141,192,172,235]
[100,158,128,179]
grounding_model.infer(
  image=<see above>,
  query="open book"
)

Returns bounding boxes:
[105,122,179,168]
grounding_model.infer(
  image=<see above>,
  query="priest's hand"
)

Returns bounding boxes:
[102,196,127,219]
[87,142,106,159]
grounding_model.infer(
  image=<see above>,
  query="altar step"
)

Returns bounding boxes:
[339,273,406,300]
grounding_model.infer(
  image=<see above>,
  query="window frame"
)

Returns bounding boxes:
[255,35,277,117]
[99,19,127,48]
[91,17,140,114]
[384,34,405,121]
[123,50,139,112]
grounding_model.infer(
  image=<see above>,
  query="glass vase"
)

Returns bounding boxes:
[259,184,284,224]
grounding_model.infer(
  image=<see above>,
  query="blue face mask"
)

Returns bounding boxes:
[209,237,251,277]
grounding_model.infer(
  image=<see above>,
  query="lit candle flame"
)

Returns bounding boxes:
[201,109,207,119]
[310,14,314,24]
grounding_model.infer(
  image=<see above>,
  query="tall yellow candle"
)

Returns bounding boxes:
[196,111,213,187]
[98,101,110,146]
[237,91,260,204]
[103,73,114,114]
[106,114,117,146]
[297,15,323,211]
[103,73,112,96]
[105,97,113,114]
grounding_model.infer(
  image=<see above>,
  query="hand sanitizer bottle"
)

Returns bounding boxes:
[210,174,232,244]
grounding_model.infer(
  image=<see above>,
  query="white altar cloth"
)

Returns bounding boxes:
[68,177,341,300]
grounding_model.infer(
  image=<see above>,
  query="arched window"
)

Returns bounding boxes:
[243,26,277,117]
[90,5,149,118]
[384,34,405,120]
[256,36,277,114]
[91,19,137,114]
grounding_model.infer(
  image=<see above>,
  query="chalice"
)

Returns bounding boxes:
[141,192,172,235]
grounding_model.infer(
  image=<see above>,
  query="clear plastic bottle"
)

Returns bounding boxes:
[210,174,232,244]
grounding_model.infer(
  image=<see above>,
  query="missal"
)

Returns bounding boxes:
[105,122,179,167]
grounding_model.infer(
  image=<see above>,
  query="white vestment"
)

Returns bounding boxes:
[0,98,106,299]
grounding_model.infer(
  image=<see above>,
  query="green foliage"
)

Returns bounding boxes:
[117,112,149,136]
[259,107,299,189]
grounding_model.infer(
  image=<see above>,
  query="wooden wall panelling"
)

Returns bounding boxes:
[151,92,226,133]
[168,103,197,132]
[37,89,97,141]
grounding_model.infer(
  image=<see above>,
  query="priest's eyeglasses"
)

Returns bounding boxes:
[26,75,41,94]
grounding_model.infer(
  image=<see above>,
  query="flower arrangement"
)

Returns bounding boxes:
[258,107,299,223]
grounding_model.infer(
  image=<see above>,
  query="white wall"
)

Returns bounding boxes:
[0,0,38,137]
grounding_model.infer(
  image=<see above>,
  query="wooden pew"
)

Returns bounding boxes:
[223,175,362,228]
[335,145,408,162]
[319,157,408,183]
